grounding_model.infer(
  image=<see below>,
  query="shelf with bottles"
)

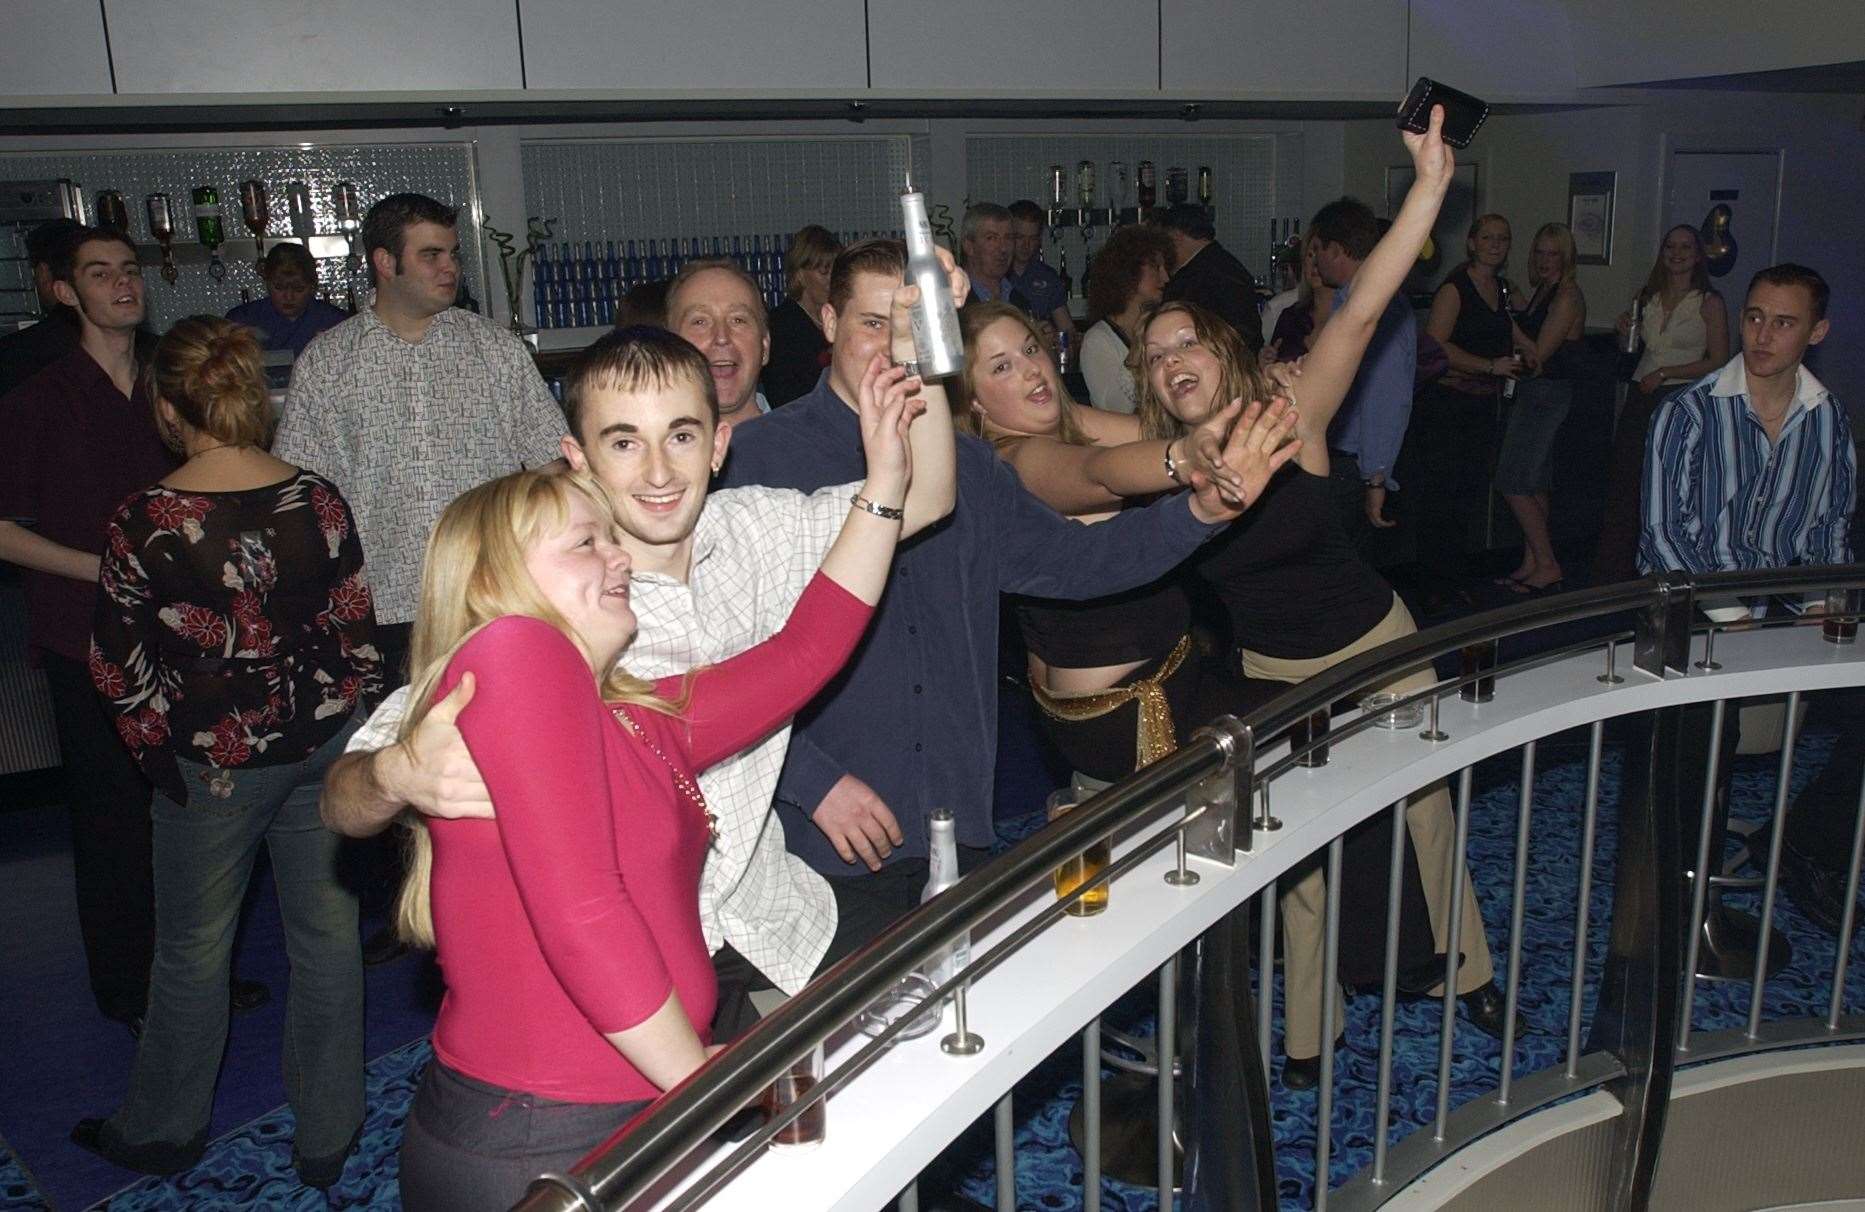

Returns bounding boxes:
[530,228,904,331]
[1043,204,1214,231]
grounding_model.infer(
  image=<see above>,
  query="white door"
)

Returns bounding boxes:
[1664,150,1783,306]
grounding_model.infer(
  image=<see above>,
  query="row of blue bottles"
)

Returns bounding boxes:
[530,230,908,330]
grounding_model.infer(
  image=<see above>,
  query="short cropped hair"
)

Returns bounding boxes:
[261,241,319,282]
[960,203,1013,250]
[51,227,137,286]
[1007,199,1046,227]
[360,192,457,285]
[1156,204,1215,242]
[1748,263,1829,322]
[827,238,906,317]
[26,218,87,270]
[784,225,843,300]
[1309,197,1380,262]
[667,258,769,329]
[562,325,719,438]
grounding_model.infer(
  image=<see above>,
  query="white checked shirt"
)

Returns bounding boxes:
[348,482,858,993]
[274,305,567,625]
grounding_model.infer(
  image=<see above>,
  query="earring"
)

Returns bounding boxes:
[161,418,185,453]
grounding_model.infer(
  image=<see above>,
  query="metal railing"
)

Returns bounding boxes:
[514,566,1865,1212]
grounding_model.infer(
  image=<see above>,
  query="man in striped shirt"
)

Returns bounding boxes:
[1636,263,1859,946]
[1638,263,1852,592]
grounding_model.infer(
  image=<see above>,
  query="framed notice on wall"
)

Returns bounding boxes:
[1568,171,1616,265]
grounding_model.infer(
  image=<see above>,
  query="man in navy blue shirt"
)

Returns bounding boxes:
[719,238,1254,962]
[1008,200,1078,353]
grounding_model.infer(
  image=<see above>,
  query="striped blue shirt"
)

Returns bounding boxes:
[1639,355,1855,578]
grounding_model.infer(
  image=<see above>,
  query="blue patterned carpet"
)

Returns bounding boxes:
[6,722,1858,1211]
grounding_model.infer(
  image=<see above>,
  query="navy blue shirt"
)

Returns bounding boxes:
[718,376,1221,869]
[225,296,349,358]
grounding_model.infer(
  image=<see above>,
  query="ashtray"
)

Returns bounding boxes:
[1360,691,1424,730]
[856,972,942,1041]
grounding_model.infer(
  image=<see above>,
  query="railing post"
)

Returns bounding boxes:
[1186,720,1250,867]
[1584,702,1685,1209]
[1634,574,1694,678]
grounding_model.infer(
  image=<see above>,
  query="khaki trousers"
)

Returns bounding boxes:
[1244,596,1495,1058]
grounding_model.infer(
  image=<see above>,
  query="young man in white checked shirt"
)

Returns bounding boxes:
[317,254,964,1036]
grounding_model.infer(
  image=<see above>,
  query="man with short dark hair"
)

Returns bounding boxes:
[1156,203,1264,353]
[1637,263,1856,946]
[0,227,172,1032]
[665,259,771,427]
[274,191,566,965]
[1309,196,1417,542]
[225,242,347,358]
[1006,199,1077,350]
[960,203,1029,311]
[720,238,1258,962]
[0,217,87,397]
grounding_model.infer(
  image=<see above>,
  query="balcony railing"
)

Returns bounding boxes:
[512,567,1865,1212]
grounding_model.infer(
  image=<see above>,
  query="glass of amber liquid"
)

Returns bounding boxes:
[1048,788,1111,916]
[1824,588,1858,644]
[762,1042,826,1149]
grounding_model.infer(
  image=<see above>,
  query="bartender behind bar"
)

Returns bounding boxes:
[225,241,348,360]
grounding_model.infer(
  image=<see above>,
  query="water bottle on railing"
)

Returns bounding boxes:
[922,809,970,990]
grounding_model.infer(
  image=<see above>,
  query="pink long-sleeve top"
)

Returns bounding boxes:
[426,573,872,1103]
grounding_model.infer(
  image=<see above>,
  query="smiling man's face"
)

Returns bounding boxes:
[561,371,730,579]
[668,267,770,420]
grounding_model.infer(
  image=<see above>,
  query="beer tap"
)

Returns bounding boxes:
[239,180,270,275]
[146,193,178,285]
[95,191,129,235]
[193,185,227,281]
[332,181,362,312]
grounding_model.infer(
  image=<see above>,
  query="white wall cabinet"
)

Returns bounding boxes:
[520,0,867,92]
[1565,0,1865,88]
[867,0,1158,93]
[1406,0,1579,99]
[0,0,113,96]
[1161,0,1405,99]
[103,0,524,94]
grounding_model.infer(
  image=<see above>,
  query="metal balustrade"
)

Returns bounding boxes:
[512,567,1865,1212]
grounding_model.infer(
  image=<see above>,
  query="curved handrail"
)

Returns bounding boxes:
[515,565,1865,1212]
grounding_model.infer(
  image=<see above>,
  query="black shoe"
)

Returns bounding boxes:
[362,924,409,967]
[70,1118,205,1176]
[109,1012,145,1040]
[230,978,271,1014]
[293,1125,361,1190]
[1459,981,1525,1042]
[1777,835,1850,935]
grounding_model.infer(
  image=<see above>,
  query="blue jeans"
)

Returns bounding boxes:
[103,718,364,1161]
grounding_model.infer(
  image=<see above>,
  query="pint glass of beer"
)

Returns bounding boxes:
[1048,788,1111,916]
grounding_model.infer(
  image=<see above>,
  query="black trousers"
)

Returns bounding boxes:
[817,845,994,972]
[1785,688,1865,869]
[709,942,777,1042]
[43,650,156,1022]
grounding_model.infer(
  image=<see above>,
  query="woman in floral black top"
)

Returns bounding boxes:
[76,316,380,1190]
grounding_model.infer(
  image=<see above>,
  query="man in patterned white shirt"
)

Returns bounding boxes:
[317,268,960,1033]
[273,192,566,685]
[275,192,568,967]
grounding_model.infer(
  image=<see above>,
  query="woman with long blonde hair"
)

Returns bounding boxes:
[1129,109,1516,1089]
[392,353,919,1211]
[1493,222,1587,592]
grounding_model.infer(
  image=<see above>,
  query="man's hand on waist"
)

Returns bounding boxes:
[811,773,904,871]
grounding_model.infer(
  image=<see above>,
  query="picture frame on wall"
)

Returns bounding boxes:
[1386,160,1479,295]
[1568,171,1616,265]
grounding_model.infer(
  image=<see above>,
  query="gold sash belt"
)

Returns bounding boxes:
[1029,635,1191,770]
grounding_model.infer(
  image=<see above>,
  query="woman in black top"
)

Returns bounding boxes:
[1131,111,1514,1083]
[762,225,842,407]
[1417,214,1537,575]
[1494,222,1587,592]
[957,301,1294,783]
[77,316,379,1188]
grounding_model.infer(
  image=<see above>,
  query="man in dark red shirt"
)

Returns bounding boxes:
[0,227,174,1032]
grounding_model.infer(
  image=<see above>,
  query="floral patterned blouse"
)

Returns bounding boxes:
[90,470,382,803]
